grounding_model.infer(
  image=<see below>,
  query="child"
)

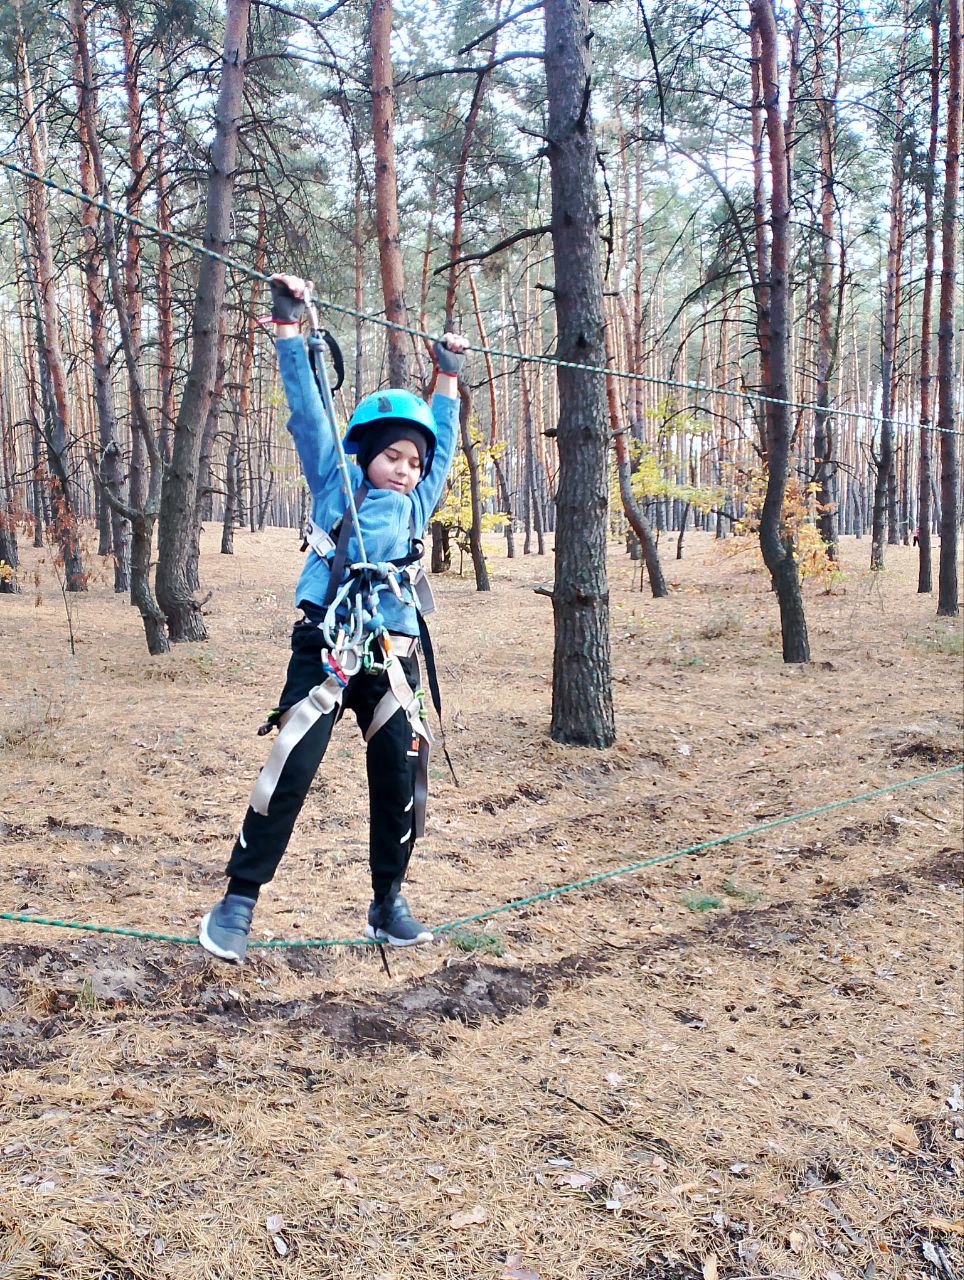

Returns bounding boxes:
[199,274,467,962]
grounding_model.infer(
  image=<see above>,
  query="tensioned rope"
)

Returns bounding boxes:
[2,764,960,949]
[2,154,961,440]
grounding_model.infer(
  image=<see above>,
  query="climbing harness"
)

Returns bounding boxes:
[250,291,449,829]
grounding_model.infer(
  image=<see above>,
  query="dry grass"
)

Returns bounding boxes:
[1,527,962,1280]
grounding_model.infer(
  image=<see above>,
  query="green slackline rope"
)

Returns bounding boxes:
[2,153,960,440]
[2,764,960,951]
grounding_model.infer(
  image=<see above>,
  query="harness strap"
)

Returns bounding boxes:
[414,737,431,838]
[418,612,460,785]
[365,688,402,744]
[321,481,369,609]
[250,676,345,815]
[409,567,436,615]
[362,643,434,838]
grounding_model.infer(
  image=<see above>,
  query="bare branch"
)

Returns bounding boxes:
[412,50,543,83]
[433,224,552,274]
[457,1,544,56]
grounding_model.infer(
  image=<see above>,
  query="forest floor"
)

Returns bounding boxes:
[0,525,962,1280]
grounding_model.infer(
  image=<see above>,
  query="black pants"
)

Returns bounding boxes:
[226,615,421,900]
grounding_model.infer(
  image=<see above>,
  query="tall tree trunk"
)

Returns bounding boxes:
[442,19,500,590]
[72,17,130,594]
[222,202,267,554]
[458,388,490,590]
[370,0,409,388]
[0,372,19,592]
[917,67,934,608]
[812,0,840,559]
[188,322,228,593]
[937,0,962,616]
[750,0,810,663]
[353,165,366,406]
[750,19,772,462]
[604,318,667,597]
[121,11,149,514]
[17,216,87,592]
[545,0,615,746]
[221,419,240,555]
[156,0,251,642]
[13,4,86,591]
[469,270,514,557]
[71,0,168,653]
[156,50,176,464]
[430,521,450,573]
[508,286,544,558]
[872,30,908,568]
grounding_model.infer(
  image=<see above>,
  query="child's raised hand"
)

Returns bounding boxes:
[269,274,314,325]
[434,332,468,377]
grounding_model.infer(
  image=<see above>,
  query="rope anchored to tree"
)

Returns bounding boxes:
[2,764,960,950]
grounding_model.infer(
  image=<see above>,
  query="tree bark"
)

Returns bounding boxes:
[545,0,615,746]
[872,28,908,568]
[221,203,266,554]
[604,319,667,597]
[71,0,168,652]
[188,321,228,593]
[156,0,250,642]
[508,285,545,557]
[458,386,490,590]
[937,0,962,616]
[121,11,149,513]
[14,4,86,591]
[442,21,500,589]
[430,521,450,573]
[370,0,409,388]
[750,19,772,462]
[72,16,130,594]
[469,270,514,557]
[156,52,175,463]
[0,374,19,592]
[811,0,841,559]
[353,166,366,406]
[750,0,810,663]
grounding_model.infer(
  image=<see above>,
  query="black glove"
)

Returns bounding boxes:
[433,338,466,377]
[269,278,305,325]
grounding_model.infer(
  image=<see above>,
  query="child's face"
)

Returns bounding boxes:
[366,438,423,494]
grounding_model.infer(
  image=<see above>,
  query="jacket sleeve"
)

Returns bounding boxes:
[412,390,460,528]
[275,336,338,498]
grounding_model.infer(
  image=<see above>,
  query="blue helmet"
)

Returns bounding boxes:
[345,389,439,476]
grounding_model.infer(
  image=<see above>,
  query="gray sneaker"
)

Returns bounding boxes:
[365,894,434,947]
[199,893,256,963]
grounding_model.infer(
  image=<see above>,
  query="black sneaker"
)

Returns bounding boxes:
[199,893,256,963]
[365,894,434,947]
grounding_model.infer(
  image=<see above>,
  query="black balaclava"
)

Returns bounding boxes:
[357,421,429,478]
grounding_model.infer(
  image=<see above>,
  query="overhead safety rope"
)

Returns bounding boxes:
[1,153,960,439]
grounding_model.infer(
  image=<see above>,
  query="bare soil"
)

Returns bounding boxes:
[0,528,962,1280]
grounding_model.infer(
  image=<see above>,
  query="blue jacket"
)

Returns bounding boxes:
[277,336,460,636]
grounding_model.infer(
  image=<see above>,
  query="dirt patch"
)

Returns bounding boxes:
[0,933,602,1053]
[45,816,129,843]
[914,845,963,885]
[188,953,602,1052]
[156,1113,223,1139]
[893,735,964,766]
